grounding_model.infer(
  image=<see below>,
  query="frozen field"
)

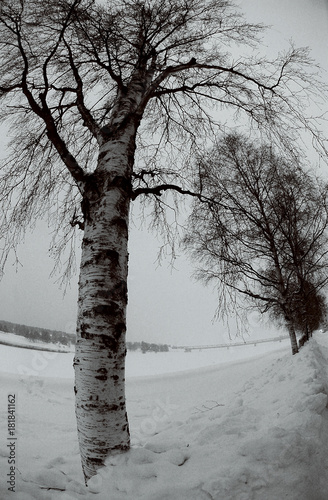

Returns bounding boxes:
[0,332,290,378]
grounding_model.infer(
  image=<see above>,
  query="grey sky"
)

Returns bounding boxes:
[0,0,327,345]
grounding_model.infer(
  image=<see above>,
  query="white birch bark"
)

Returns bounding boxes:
[74,124,137,482]
[285,318,299,355]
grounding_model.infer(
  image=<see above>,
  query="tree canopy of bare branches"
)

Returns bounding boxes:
[0,0,326,271]
[184,134,328,354]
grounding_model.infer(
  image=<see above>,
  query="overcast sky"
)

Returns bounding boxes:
[0,0,327,346]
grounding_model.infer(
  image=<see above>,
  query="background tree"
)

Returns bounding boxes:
[184,134,328,355]
[0,0,327,483]
[271,280,327,346]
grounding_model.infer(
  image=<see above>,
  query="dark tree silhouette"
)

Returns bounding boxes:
[276,281,327,347]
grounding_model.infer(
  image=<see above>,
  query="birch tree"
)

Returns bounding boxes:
[0,0,326,483]
[184,134,328,355]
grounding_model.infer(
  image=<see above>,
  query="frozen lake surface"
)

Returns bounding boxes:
[0,334,291,378]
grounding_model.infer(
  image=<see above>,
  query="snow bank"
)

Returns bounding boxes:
[0,331,73,352]
[0,333,328,499]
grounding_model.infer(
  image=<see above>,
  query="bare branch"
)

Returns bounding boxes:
[62,39,101,139]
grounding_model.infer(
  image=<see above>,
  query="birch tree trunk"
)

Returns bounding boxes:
[285,318,299,355]
[74,126,136,483]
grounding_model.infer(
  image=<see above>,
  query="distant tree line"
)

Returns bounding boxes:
[127,341,170,353]
[0,320,170,352]
[0,320,76,346]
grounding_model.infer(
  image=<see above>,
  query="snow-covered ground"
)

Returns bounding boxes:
[0,331,73,353]
[0,332,328,499]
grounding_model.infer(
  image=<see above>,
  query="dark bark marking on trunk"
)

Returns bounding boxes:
[111,353,126,365]
[111,175,132,193]
[114,322,126,337]
[97,289,117,300]
[105,249,120,265]
[79,327,125,354]
[80,259,93,269]
[87,457,104,469]
[100,113,137,142]
[79,402,126,413]
[81,198,91,223]
[98,281,127,301]
[95,367,108,381]
[81,172,104,223]
[110,216,128,234]
[81,311,94,319]
[81,302,121,320]
[115,197,130,218]
[93,442,107,448]
[80,403,101,410]
[103,336,123,354]
[107,404,120,412]
[97,148,108,165]
[92,251,118,266]
[83,238,94,246]
[89,395,99,401]
[93,303,120,317]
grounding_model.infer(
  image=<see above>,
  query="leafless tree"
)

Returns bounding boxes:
[184,134,328,355]
[0,0,327,483]
[272,279,327,347]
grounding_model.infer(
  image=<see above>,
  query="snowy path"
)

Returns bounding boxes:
[0,334,328,499]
